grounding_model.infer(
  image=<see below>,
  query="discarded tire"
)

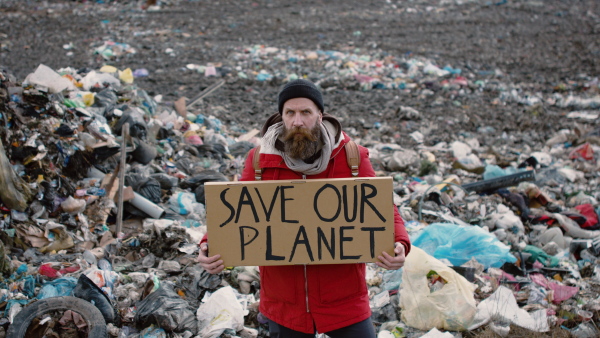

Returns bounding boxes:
[6,296,107,338]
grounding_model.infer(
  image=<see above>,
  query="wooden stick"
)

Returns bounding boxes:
[186,79,225,109]
[104,162,121,196]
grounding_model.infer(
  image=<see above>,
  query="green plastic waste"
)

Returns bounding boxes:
[523,245,559,267]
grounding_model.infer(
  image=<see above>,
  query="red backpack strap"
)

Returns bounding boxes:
[253,145,262,181]
[345,140,360,177]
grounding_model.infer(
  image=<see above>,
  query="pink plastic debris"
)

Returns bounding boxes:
[548,282,578,304]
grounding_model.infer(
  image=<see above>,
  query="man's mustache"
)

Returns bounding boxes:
[283,127,317,141]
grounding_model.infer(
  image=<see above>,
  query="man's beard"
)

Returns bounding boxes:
[282,124,322,160]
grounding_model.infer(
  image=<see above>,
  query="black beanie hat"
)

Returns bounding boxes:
[278,79,324,114]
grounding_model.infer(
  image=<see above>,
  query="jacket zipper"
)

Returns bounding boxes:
[297,144,345,313]
[301,172,311,312]
[304,264,310,312]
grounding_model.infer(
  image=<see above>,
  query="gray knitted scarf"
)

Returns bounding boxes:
[261,121,336,175]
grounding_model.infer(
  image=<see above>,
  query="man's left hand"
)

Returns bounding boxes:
[376,242,406,270]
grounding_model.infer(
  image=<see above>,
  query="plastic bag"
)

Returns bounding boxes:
[61,196,86,214]
[381,269,403,291]
[387,149,419,171]
[567,191,597,207]
[450,141,472,158]
[399,247,477,331]
[574,204,599,228]
[119,68,134,84]
[0,138,32,211]
[93,88,118,117]
[38,277,78,299]
[134,284,197,333]
[23,64,76,93]
[168,191,196,215]
[482,164,519,180]
[140,325,167,338]
[73,274,118,324]
[530,273,579,304]
[80,70,121,91]
[411,223,516,269]
[131,138,158,165]
[113,107,147,139]
[151,173,179,190]
[468,286,548,333]
[229,141,256,158]
[38,262,79,279]
[196,286,245,338]
[523,245,559,267]
[180,170,228,204]
[180,170,229,190]
[0,240,14,277]
[569,142,594,161]
[125,174,162,204]
[134,89,158,115]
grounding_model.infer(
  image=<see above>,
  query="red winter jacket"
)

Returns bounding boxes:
[201,130,411,333]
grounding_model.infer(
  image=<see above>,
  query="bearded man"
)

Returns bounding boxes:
[198,79,411,338]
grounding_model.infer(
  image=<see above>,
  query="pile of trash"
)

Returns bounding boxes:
[0,59,600,338]
[0,63,251,337]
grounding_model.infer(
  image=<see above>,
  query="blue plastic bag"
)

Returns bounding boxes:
[140,325,167,338]
[411,223,516,268]
[482,164,521,180]
[5,299,29,315]
[168,192,195,215]
[38,277,78,299]
[21,275,36,298]
[381,269,403,291]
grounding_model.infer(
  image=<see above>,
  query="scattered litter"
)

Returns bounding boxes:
[1,1,600,335]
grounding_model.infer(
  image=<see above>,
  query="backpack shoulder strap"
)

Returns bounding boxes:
[345,140,360,177]
[253,145,262,181]
[253,142,359,179]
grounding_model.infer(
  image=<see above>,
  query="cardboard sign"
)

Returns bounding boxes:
[205,177,395,266]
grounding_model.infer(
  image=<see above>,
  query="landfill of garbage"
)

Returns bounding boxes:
[1,0,600,337]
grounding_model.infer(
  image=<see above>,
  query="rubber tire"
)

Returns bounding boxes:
[6,296,107,338]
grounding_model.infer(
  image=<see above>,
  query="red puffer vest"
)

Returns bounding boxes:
[235,132,410,333]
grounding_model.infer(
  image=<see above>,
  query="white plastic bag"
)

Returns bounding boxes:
[420,328,455,338]
[450,141,472,158]
[168,192,195,215]
[79,70,121,91]
[399,247,477,331]
[468,286,549,334]
[23,64,76,93]
[196,286,245,338]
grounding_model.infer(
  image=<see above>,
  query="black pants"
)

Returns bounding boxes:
[268,318,376,338]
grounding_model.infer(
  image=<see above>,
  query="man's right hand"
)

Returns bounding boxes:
[196,243,225,274]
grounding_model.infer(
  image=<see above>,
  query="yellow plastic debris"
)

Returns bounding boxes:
[119,68,134,84]
[82,92,95,106]
[100,65,118,73]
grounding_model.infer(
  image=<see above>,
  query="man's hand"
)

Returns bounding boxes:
[376,242,406,270]
[196,243,225,274]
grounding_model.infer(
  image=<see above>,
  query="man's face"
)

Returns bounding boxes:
[281,98,323,160]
